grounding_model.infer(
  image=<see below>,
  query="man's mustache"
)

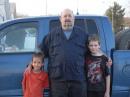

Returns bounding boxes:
[65,20,71,22]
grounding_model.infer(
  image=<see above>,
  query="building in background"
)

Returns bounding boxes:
[0,0,15,23]
[124,17,130,29]
[10,2,16,19]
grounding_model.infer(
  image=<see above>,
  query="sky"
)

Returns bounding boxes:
[9,0,130,16]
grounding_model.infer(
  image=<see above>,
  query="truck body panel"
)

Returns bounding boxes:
[112,50,130,97]
[0,16,130,97]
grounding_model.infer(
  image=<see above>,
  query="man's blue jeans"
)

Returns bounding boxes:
[50,80,87,97]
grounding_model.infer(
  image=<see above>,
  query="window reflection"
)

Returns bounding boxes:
[0,22,38,53]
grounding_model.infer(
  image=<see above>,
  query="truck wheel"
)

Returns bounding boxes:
[116,29,130,50]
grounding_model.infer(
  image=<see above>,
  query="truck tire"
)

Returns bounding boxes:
[116,29,130,50]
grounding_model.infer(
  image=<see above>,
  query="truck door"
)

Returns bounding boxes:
[0,22,38,97]
[111,50,130,97]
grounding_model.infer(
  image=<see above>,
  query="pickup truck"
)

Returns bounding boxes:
[0,15,130,97]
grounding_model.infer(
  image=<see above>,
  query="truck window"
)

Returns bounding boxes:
[0,22,38,53]
[49,19,98,35]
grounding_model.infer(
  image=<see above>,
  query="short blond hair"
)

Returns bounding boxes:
[32,52,44,62]
[88,34,100,44]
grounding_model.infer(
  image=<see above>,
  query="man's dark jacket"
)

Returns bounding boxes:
[41,26,88,81]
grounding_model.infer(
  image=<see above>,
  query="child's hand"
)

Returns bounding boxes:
[106,58,112,68]
[104,91,110,97]
[25,62,32,73]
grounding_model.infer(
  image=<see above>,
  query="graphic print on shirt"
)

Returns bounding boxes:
[87,59,103,84]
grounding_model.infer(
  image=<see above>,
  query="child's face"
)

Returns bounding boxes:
[88,41,100,54]
[32,57,43,72]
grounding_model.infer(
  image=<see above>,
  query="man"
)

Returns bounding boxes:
[41,9,87,97]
